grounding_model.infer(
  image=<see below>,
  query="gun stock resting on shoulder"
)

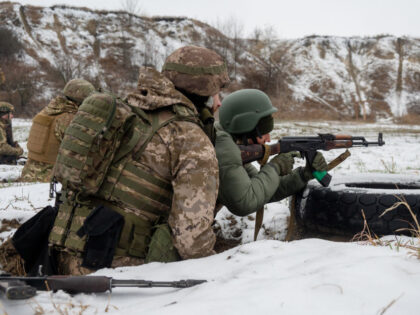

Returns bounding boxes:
[0,275,207,300]
[239,133,385,187]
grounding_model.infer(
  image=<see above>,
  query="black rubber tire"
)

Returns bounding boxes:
[293,174,420,236]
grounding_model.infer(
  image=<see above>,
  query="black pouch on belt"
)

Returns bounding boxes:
[12,205,58,275]
[76,205,124,270]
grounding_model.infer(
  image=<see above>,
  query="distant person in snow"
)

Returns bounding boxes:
[20,79,96,182]
[0,101,23,165]
[214,89,327,222]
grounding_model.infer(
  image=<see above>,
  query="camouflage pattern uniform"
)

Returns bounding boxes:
[20,79,95,182]
[0,102,23,164]
[20,97,78,182]
[124,67,219,260]
[53,46,229,275]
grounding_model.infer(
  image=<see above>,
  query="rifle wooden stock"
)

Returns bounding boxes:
[239,143,280,164]
[45,276,111,293]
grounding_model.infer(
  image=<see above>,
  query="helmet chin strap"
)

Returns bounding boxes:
[243,127,261,146]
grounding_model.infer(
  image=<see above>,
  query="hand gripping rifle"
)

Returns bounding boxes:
[0,275,206,300]
[239,133,385,187]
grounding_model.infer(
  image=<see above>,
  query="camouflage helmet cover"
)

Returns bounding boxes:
[162,46,230,96]
[63,79,95,105]
[0,101,14,114]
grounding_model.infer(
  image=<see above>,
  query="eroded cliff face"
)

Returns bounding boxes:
[0,2,227,114]
[272,36,420,120]
[1,2,419,120]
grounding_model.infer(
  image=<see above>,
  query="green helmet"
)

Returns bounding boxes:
[162,46,230,96]
[63,79,95,105]
[0,101,14,114]
[219,89,277,135]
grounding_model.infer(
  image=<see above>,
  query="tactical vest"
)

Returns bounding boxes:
[27,113,62,164]
[49,99,201,262]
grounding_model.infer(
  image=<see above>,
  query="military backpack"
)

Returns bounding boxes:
[54,92,138,195]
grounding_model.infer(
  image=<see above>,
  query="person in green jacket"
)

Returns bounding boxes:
[215,89,327,216]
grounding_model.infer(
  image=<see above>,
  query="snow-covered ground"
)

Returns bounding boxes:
[1,119,420,314]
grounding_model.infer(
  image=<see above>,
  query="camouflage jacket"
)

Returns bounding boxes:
[215,122,307,216]
[0,119,22,158]
[20,96,78,182]
[121,67,218,259]
[42,95,79,139]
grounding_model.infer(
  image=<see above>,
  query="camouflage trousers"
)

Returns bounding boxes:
[0,239,26,276]
[55,250,145,275]
[20,159,53,182]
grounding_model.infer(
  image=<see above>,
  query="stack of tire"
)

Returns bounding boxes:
[293,174,420,236]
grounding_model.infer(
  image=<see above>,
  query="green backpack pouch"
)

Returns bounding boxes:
[54,92,137,195]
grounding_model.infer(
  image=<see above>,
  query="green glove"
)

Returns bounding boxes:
[301,152,327,181]
[268,151,300,176]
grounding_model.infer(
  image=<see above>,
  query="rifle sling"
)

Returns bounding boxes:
[257,144,271,166]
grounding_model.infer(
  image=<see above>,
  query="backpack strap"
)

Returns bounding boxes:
[132,104,201,160]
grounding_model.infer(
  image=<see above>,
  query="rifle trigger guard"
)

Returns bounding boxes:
[258,144,271,166]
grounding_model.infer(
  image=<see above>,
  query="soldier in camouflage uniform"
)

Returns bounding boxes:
[20,79,95,182]
[0,102,23,164]
[48,46,229,275]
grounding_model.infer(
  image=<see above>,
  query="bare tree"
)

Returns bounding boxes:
[120,0,142,16]
[0,28,22,60]
[210,16,244,79]
[228,16,244,78]
[243,25,288,96]
[54,55,83,85]
[0,59,37,116]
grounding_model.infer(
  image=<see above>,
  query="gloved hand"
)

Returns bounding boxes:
[301,151,327,181]
[268,151,300,176]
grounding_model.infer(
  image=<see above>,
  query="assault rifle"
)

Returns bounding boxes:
[0,275,206,300]
[239,133,385,187]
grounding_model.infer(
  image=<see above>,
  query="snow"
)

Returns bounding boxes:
[2,240,419,314]
[4,2,420,119]
[279,35,420,118]
[1,119,420,314]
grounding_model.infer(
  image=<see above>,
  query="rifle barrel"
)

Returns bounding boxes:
[111,279,207,288]
[0,276,206,295]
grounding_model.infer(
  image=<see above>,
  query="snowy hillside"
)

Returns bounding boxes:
[0,2,234,113]
[276,36,420,120]
[1,3,420,120]
[1,119,420,314]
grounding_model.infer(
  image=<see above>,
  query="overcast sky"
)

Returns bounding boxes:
[13,0,420,38]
